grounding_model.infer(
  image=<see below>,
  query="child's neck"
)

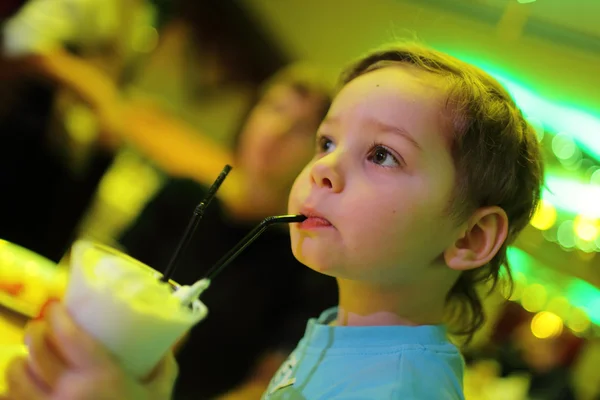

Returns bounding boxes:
[334,278,449,327]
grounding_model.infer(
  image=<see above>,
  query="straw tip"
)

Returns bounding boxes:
[292,214,307,222]
[266,214,307,224]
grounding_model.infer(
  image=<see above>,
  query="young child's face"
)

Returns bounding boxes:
[288,65,464,284]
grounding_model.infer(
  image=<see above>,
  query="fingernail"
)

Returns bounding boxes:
[34,298,60,321]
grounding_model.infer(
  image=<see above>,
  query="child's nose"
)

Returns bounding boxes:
[310,156,344,193]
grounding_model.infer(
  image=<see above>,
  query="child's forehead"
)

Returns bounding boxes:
[326,66,448,129]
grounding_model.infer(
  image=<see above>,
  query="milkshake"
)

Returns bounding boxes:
[64,240,208,378]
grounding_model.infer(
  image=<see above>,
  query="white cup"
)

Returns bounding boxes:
[64,240,208,378]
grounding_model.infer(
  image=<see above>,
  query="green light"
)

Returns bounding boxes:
[506,247,600,326]
[430,47,600,219]
[543,175,600,218]
[441,50,600,160]
[497,81,600,160]
[557,221,576,249]
[552,134,577,160]
[506,247,533,276]
[566,280,600,325]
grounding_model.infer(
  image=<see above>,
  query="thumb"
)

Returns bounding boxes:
[144,352,179,399]
[45,302,116,370]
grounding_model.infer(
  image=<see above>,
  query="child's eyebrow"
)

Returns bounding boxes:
[320,117,338,129]
[320,117,422,151]
[369,118,422,151]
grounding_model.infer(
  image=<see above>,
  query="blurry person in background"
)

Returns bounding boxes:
[118,63,338,399]
[0,0,292,262]
[74,0,298,247]
[0,0,155,261]
[129,0,290,147]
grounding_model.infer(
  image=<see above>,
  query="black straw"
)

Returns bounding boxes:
[203,214,306,281]
[161,165,233,282]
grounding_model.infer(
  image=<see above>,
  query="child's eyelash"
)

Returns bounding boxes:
[314,136,405,168]
[316,135,333,152]
[368,141,404,167]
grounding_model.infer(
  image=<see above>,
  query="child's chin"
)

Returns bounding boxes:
[291,235,339,270]
[307,264,339,278]
[293,250,338,277]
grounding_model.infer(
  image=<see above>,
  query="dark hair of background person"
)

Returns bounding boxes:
[173,0,290,87]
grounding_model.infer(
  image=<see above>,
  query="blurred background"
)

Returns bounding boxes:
[0,0,599,399]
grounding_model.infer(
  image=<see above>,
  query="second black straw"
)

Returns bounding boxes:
[161,165,232,282]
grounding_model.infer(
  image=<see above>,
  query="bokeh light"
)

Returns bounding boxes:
[552,133,577,160]
[567,308,591,333]
[557,220,576,249]
[527,117,544,141]
[591,169,600,185]
[531,311,563,339]
[530,199,557,231]
[574,215,599,242]
[521,283,548,312]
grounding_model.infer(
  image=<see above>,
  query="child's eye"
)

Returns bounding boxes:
[368,144,402,168]
[316,135,335,154]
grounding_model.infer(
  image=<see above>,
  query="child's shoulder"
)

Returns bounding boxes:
[265,323,465,399]
[326,341,464,398]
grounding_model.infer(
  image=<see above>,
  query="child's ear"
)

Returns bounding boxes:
[444,206,509,271]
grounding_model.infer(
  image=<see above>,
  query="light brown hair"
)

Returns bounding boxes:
[340,42,544,341]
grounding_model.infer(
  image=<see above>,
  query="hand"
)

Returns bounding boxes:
[4,302,178,400]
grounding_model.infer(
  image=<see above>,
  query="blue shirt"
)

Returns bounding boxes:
[263,308,465,400]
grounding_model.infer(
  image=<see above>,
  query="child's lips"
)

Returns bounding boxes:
[298,208,333,230]
[299,216,333,230]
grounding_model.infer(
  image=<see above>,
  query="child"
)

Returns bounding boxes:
[5,41,543,400]
[261,42,543,399]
